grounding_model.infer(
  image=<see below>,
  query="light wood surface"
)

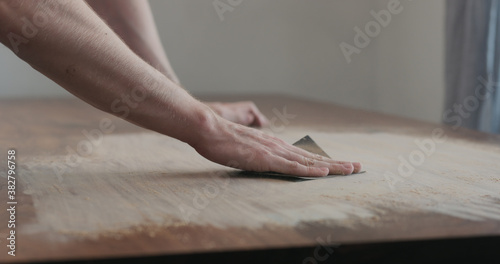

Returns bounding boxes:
[1,95,499,263]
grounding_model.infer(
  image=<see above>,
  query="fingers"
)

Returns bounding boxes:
[266,155,329,177]
[268,137,362,175]
[351,162,363,173]
[235,102,269,127]
[272,145,355,175]
[205,101,269,127]
[247,103,269,127]
[289,144,362,172]
[297,155,354,175]
[236,110,255,126]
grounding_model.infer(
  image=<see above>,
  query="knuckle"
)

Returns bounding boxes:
[314,154,324,161]
[267,140,280,149]
[257,149,271,159]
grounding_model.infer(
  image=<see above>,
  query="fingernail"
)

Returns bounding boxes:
[352,162,362,172]
[343,164,354,174]
[343,163,353,169]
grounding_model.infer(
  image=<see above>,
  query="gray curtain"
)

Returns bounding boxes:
[445,0,500,133]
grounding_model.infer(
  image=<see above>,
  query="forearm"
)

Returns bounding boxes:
[84,0,273,127]
[85,0,180,84]
[0,0,211,146]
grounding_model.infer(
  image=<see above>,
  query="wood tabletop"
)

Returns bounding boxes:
[0,94,499,263]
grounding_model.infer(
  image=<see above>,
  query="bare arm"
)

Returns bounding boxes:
[85,0,269,127]
[0,0,361,176]
[0,0,205,145]
[85,0,180,84]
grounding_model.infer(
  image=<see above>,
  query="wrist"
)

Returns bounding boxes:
[182,101,220,149]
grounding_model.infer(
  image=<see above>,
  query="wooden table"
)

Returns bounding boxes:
[1,95,499,263]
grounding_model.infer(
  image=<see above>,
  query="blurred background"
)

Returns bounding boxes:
[0,0,445,123]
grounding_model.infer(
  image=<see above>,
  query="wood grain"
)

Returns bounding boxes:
[0,95,499,263]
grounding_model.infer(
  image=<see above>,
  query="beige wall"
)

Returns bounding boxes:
[372,0,445,123]
[0,0,445,123]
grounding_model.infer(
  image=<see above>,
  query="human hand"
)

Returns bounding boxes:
[206,101,269,127]
[192,116,362,177]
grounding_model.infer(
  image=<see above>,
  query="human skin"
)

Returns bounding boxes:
[0,0,361,176]
[86,0,268,127]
